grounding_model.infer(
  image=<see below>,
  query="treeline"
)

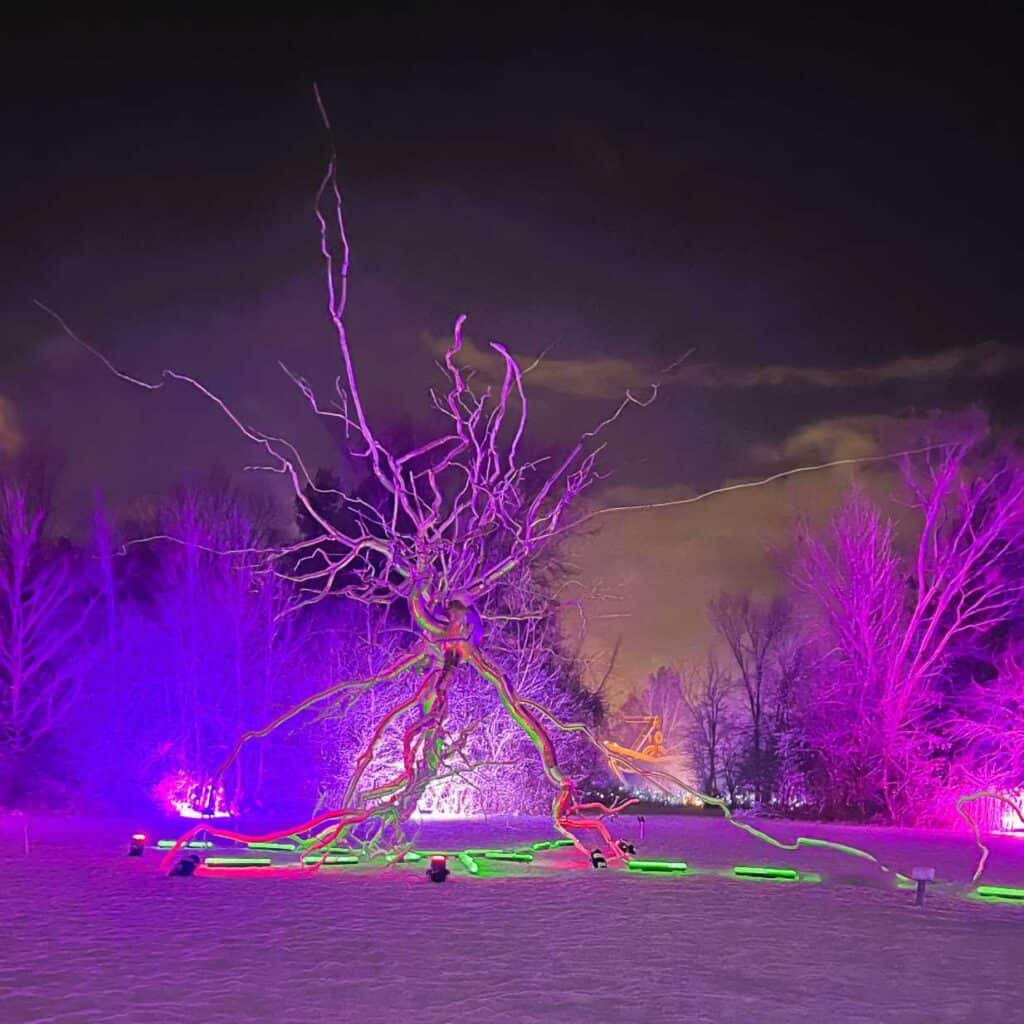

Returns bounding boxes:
[624,434,1024,825]
[0,464,603,815]
[4,428,1022,828]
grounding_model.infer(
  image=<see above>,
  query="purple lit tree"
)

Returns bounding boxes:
[0,468,97,786]
[791,438,1024,822]
[73,481,312,815]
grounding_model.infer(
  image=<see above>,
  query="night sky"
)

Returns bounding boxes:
[2,10,1021,696]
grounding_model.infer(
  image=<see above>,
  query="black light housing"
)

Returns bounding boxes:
[426,855,450,883]
[129,833,146,857]
[168,854,201,877]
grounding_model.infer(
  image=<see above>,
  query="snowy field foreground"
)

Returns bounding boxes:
[1,813,1022,1023]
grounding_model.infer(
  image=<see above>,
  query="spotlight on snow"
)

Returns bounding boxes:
[426,855,450,883]
[154,770,233,819]
[128,833,146,857]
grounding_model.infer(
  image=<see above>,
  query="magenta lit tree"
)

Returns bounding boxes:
[951,643,1024,813]
[791,438,1024,823]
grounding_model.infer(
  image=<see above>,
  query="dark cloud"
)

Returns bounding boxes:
[1,13,1021,700]
[679,342,1023,392]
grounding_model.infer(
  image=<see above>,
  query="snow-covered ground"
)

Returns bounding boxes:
[1,813,1021,1023]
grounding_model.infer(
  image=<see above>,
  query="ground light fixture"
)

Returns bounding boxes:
[426,855,450,883]
[168,854,201,877]
[128,833,146,856]
[911,866,935,906]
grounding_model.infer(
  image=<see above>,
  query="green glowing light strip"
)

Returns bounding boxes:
[402,851,423,862]
[157,840,214,849]
[248,842,297,851]
[529,841,553,850]
[482,851,533,862]
[975,886,1024,901]
[550,839,576,848]
[626,860,688,873]
[463,848,504,856]
[301,853,360,865]
[204,857,272,867]
[733,865,799,880]
[458,851,479,875]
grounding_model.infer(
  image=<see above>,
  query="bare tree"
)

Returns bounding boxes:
[791,438,1024,822]
[709,592,791,803]
[0,470,96,755]
[681,658,735,798]
[949,640,1024,802]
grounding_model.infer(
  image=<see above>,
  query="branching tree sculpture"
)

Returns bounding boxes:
[38,93,961,873]
[43,107,666,860]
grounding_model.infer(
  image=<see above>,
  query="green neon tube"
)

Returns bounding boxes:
[626,860,688,872]
[733,865,799,879]
[975,885,1024,900]
[248,841,297,851]
[302,853,360,865]
[204,857,272,867]
[157,840,214,849]
[482,851,533,862]
[458,851,480,875]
